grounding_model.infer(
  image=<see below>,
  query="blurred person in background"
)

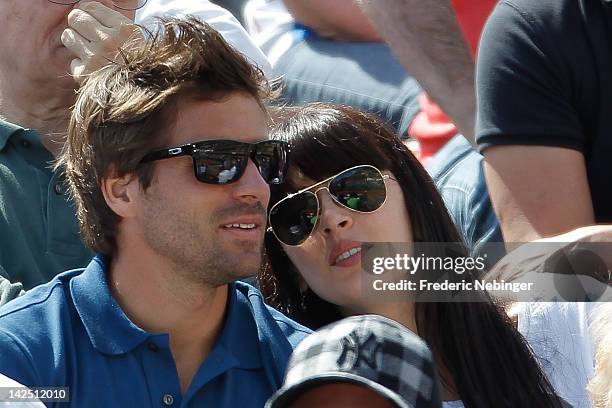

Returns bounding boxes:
[245,0,421,138]
[136,0,271,77]
[477,0,612,243]
[0,0,145,300]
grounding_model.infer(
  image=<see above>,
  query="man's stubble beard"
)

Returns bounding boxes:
[201,232,264,287]
[141,192,266,288]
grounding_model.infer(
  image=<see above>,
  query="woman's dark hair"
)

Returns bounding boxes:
[259,103,564,408]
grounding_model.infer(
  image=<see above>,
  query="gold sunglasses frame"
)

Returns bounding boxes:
[267,164,394,246]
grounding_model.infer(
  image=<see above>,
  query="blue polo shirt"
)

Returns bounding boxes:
[0,256,311,407]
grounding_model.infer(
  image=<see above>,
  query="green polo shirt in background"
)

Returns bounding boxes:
[0,120,92,291]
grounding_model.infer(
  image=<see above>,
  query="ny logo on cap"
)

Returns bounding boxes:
[337,332,381,371]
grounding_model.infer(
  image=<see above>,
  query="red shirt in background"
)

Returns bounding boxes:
[409,0,497,163]
[451,0,497,57]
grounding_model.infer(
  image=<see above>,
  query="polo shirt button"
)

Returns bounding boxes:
[147,342,159,352]
[54,184,63,195]
[20,140,31,148]
[162,394,174,406]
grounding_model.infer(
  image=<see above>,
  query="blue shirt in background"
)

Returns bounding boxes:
[0,256,311,407]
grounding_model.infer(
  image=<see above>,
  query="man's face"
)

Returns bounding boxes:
[136,92,270,287]
[0,1,136,89]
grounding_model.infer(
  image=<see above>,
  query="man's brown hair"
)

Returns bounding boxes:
[56,17,269,256]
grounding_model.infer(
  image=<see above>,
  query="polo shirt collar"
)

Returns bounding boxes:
[71,255,150,355]
[0,120,24,151]
[183,282,264,400]
[70,255,262,370]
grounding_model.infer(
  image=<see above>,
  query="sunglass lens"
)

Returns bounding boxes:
[194,153,247,184]
[193,141,253,184]
[254,141,288,184]
[270,193,318,246]
[329,166,386,212]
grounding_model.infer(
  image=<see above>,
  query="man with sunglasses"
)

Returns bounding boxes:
[0,18,310,407]
[0,0,146,300]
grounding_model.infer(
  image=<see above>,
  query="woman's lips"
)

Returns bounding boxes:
[329,240,363,267]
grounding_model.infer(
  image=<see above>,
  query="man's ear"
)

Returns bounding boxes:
[101,168,140,218]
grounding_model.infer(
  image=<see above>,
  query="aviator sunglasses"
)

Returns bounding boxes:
[268,165,393,246]
[140,139,289,185]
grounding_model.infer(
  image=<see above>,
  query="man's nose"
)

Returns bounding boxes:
[231,160,270,206]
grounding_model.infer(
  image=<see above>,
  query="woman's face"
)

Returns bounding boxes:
[281,166,414,312]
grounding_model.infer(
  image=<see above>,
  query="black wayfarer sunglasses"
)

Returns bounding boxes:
[140,139,290,185]
[268,165,393,246]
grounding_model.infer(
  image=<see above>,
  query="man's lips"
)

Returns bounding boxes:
[329,240,363,266]
[220,216,265,231]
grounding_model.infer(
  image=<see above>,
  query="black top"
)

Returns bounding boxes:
[476,0,612,221]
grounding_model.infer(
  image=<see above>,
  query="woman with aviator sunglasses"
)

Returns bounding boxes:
[259,104,564,408]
